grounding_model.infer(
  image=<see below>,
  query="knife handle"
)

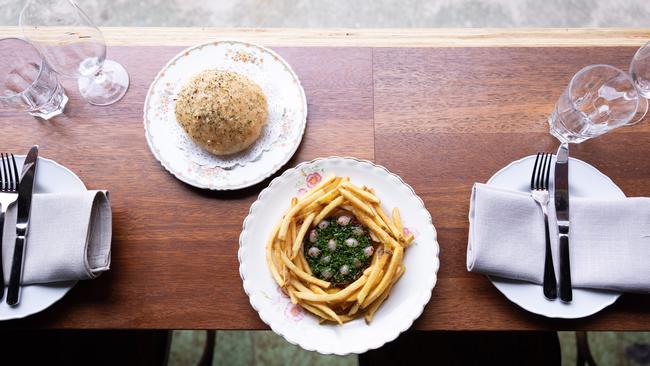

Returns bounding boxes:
[559,233,572,302]
[7,234,26,306]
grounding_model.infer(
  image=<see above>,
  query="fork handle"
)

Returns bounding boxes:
[7,235,25,306]
[542,215,558,300]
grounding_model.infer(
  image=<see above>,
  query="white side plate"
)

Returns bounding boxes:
[1,156,84,321]
[143,40,307,190]
[239,157,440,355]
[487,155,622,319]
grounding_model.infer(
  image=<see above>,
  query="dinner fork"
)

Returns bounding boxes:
[0,153,20,298]
[531,152,557,300]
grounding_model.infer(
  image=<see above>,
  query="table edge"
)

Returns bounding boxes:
[1,27,649,47]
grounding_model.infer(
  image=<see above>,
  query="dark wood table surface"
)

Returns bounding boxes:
[1,28,649,330]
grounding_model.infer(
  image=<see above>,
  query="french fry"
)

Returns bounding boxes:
[279,178,334,239]
[364,265,405,324]
[313,196,345,224]
[298,175,337,203]
[286,285,299,304]
[298,250,312,275]
[288,220,296,256]
[301,303,342,324]
[339,188,374,216]
[352,208,394,246]
[267,176,410,325]
[404,233,414,246]
[392,207,404,238]
[276,247,289,283]
[316,183,343,204]
[357,252,389,304]
[367,204,390,231]
[362,245,403,308]
[300,199,323,217]
[280,251,330,288]
[266,222,284,286]
[373,203,402,241]
[309,284,328,295]
[291,212,316,259]
[294,275,367,303]
[341,181,380,204]
[347,302,360,316]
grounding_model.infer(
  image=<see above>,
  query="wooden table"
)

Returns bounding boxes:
[1,27,649,330]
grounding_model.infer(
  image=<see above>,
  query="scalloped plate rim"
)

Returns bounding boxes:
[239,156,440,355]
[142,39,308,190]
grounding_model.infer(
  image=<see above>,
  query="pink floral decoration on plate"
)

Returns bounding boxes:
[305,172,322,188]
[285,303,304,322]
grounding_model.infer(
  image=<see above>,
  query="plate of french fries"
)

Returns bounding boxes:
[239,157,439,355]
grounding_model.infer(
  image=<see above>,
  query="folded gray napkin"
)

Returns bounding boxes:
[468,183,650,293]
[2,191,111,285]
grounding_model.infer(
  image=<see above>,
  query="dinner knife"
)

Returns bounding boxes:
[6,146,38,306]
[554,143,572,302]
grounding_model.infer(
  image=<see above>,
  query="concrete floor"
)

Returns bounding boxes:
[2,0,650,27]
[2,0,649,365]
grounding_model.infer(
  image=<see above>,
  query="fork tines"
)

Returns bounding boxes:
[531,152,552,191]
[0,153,19,192]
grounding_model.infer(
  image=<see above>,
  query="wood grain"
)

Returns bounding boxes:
[1,27,650,47]
[0,40,648,330]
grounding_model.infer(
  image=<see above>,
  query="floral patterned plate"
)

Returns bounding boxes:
[143,40,307,190]
[239,157,440,355]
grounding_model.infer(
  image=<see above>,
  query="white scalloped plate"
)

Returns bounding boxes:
[1,156,83,321]
[143,40,307,190]
[486,155,622,319]
[239,157,439,355]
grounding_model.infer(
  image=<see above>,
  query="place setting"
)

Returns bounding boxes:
[0,146,112,320]
[0,0,119,321]
[468,59,650,318]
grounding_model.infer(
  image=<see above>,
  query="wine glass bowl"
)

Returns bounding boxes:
[631,40,650,99]
[19,0,129,106]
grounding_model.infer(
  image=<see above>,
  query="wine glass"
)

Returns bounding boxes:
[548,64,643,143]
[629,40,650,125]
[19,0,129,106]
[0,37,68,119]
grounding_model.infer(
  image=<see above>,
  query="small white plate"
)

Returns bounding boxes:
[143,40,307,190]
[487,155,623,319]
[239,157,440,355]
[1,156,84,321]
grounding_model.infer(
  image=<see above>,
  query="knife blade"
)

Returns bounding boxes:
[6,146,38,306]
[554,142,572,302]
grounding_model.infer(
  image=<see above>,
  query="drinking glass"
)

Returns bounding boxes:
[631,40,650,98]
[0,37,68,119]
[19,0,129,106]
[549,64,643,143]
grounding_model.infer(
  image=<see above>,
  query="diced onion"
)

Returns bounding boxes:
[364,246,374,258]
[337,216,351,226]
[309,229,318,243]
[308,246,321,258]
[345,238,359,247]
[327,239,337,251]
